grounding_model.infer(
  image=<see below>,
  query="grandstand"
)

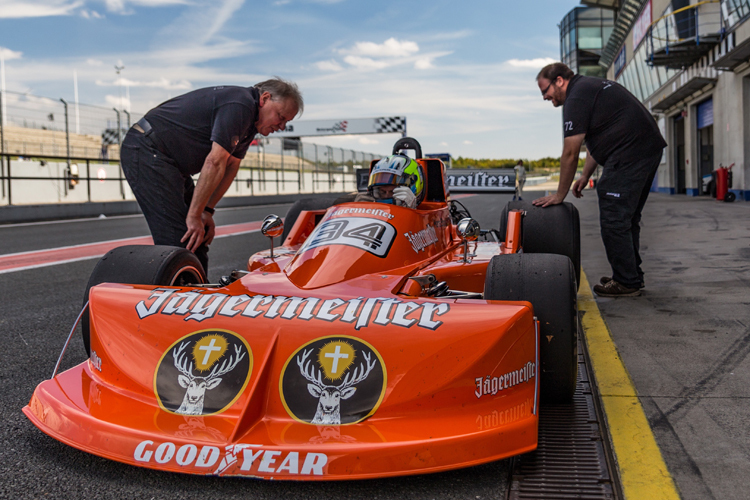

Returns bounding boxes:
[1,125,108,159]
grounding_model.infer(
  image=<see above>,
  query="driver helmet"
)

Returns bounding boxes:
[368,154,425,206]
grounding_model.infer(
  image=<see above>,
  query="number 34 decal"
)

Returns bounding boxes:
[300,217,397,257]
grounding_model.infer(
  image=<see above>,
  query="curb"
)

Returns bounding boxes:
[579,271,681,500]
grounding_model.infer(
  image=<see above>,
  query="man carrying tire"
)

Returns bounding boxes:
[121,78,303,272]
[533,62,666,297]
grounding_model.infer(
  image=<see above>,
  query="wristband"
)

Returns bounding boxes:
[203,206,215,215]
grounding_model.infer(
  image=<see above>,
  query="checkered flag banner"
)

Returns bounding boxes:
[375,117,406,134]
[101,128,128,145]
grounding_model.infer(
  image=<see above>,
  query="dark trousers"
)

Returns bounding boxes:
[120,130,209,271]
[596,152,662,289]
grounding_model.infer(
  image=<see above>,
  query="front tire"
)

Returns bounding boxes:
[484,253,578,403]
[81,245,206,355]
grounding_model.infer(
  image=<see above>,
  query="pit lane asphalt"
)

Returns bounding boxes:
[0,195,515,500]
[571,190,750,500]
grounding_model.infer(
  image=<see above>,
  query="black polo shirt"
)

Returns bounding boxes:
[144,86,260,176]
[563,75,666,165]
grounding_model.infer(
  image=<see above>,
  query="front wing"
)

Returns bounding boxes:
[25,285,539,480]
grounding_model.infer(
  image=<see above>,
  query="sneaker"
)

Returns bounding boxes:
[600,276,644,288]
[593,280,641,297]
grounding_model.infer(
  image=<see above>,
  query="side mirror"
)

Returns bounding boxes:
[456,218,480,240]
[261,215,284,258]
[456,218,480,263]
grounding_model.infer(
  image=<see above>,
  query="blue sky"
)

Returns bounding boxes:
[0,0,582,159]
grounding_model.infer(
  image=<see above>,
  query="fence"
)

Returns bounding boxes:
[0,90,381,206]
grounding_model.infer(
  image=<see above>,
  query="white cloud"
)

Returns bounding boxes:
[105,0,191,13]
[105,93,130,109]
[80,8,103,18]
[97,76,192,89]
[463,140,473,145]
[202,0,245,45]
[86,58,104,66]
[342,56,390,70]
[421,30,473,42]
[329,38,449,72]
[128,0,192,4]
[0,0,83,18]
[506,57,557,69]
[103,0,127,13]
[0,0,190,18]
[315,59,343,72]
[414,58,433,70]
[141,40,261,66]
[357,137,380,145]
[0,47,23,60]
[339,38,419,58]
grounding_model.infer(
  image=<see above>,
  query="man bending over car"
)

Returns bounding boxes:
[120,77,303,273]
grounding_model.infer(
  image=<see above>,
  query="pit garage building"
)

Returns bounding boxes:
[562,0,750,199]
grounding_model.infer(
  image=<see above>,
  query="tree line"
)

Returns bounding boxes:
[452,156,585,174]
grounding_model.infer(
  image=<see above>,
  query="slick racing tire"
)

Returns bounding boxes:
[281,197,339,241]
[499,200,581,290]
[484,253,578,404]
[81,245,206,355]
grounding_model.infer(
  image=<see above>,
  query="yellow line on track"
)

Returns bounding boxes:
[579,272,681,500]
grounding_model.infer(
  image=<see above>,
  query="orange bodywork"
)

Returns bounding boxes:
[24,197,538,480]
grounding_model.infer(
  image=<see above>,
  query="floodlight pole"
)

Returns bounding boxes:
[60,98,70,168]
[114,107,125,199]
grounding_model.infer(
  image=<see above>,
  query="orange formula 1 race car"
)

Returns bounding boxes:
[24,138,580,481]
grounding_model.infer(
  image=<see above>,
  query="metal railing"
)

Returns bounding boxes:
[0,149,368,206]
[646,0,725,67]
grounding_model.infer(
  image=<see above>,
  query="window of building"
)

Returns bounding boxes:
[579,27,604,49]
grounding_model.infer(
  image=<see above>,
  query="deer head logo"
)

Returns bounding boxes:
[173,341,245,415]
[154,330,253,416]
[280,336,386,425]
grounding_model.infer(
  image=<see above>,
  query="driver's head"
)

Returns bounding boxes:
[368,154,425,206]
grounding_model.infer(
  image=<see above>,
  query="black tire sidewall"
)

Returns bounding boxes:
[484,253,578,403]
[82,245,206,355]
[499,200,580,290]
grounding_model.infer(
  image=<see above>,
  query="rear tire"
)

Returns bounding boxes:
[499,200,580,290]
[484,253,578,404]
[82,245,206,355]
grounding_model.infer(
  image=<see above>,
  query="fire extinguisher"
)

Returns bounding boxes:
[714,163,735,202]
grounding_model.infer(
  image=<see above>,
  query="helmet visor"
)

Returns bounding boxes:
[368,155,410,188]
